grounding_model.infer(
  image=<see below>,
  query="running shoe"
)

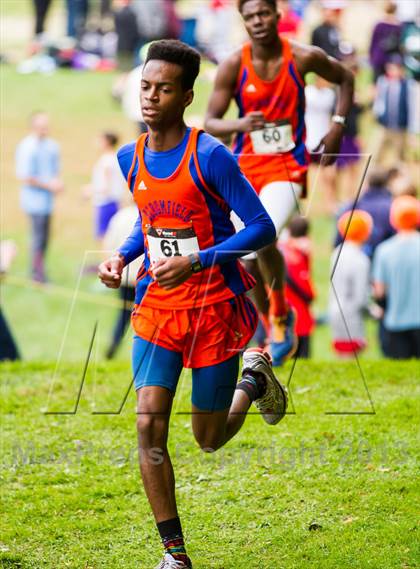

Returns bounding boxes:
[270,307,298,366]
[242,347,288,425]
[154,553,192,569]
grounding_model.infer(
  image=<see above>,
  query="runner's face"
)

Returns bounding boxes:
[140,60,193,128]
[240,0,279,44]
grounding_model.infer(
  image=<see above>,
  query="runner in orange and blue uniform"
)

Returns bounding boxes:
[98,40,288,569]
[205,0,354,365]
[233,34,309,194]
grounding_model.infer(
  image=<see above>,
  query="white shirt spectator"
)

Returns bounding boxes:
[305,84,336,151]
[91,152,125,206]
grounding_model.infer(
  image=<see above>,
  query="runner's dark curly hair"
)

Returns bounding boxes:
[238,0,277,13]
[145,40,201,91]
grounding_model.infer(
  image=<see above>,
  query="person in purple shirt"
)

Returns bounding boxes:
[369,1,402,82]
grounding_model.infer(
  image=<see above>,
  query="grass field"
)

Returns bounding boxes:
[1,6,418,568]
[1,360,419,568]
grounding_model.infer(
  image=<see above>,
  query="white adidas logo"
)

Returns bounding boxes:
[138,180,147,191]
[245,84,257,93]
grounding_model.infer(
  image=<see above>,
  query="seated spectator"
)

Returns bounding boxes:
[334,167,395,258]
[369,1,402,83]
[280,216,315,358]
[329,210,373,358]
[372,196,420,359]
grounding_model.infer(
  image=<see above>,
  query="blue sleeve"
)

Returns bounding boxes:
[117,214,145,265]
[116,142,144,263]
[117,142,137,192]
[197,142,276,268]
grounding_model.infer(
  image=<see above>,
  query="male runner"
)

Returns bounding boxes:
[205,0,354,365]
[98,40,287,569]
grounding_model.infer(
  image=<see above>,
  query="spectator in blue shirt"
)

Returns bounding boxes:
[15,112,64,282]
[372,195,420,359]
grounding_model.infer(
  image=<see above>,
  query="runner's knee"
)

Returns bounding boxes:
[197,436,223,453]
[136,414,169,448]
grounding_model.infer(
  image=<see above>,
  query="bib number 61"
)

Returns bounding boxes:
[160,239,181,257]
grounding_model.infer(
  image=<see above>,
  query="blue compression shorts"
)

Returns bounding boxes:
[132,335,239,411]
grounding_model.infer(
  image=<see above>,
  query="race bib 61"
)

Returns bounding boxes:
[147,226,199,263]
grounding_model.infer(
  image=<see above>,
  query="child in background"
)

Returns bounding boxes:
[280,216,315,358]
[83,132,125,244]
[329,210,373,358]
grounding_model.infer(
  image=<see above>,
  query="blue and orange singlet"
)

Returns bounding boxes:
[126,127,260,309]
[233,37,309,193]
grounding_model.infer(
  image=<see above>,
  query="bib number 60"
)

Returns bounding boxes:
[262,127,282,144]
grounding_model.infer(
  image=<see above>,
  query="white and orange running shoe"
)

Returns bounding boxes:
[242,347,288,425]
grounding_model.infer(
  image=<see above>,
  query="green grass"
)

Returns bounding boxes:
[1,360,419,568]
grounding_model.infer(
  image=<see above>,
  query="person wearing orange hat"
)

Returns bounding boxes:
[372,196,420,359]
[328,209,373,357]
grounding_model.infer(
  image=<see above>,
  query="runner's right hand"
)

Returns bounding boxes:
[238,111,266,132]
[98,253,124,288]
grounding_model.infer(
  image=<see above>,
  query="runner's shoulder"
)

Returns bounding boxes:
[289,40,326,71]
[117,141,136,180]
[197,131,231,162]
[215,48,243,85]
[196,131,236,180]
[117,141,136,161]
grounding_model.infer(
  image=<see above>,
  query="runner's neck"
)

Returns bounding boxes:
[251,36,283,63]
[147,123,188,153]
